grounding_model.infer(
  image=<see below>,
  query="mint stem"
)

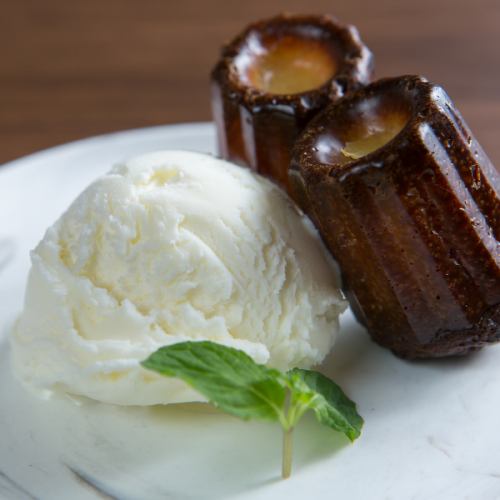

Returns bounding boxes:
[281,387,294,479]
[282,427,294,479]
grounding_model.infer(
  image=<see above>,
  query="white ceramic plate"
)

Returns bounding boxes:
[1,123,499,500]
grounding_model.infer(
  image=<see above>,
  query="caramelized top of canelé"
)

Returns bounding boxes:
[236,35,338,95]
[212,14,373,114]
[308,93,412,167]
[341,112,409,160]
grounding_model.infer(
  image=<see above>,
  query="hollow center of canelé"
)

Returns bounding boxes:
[237,35,337,95]
[311,95,412,166]
[341,113,408,160]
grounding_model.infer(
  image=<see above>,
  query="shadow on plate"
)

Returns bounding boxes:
[319,311,495,417]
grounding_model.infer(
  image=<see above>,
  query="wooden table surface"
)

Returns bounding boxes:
[1,0,500,166]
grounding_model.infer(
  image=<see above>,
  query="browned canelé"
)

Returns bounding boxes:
[290,75,500,358]
[211,13,373,196]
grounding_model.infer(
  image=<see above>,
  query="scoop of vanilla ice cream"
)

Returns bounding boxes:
[11,151,346,405]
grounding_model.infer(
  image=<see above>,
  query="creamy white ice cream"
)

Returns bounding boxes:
[11,151,346,405]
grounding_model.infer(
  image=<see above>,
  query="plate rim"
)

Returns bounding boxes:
[0,121,214,173]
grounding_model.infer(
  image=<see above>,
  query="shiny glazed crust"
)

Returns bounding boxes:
[290,75,500,358]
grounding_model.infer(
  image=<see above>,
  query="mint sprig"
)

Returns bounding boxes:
[141,341,363,478]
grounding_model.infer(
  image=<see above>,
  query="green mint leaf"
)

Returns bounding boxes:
[142,341,364,478]
[141,341,286,422]
[289,368,363,441]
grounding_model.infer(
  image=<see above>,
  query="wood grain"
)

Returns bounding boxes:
[1,0,499,166]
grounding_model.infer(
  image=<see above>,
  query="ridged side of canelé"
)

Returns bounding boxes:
[211,13,373,195]
[290,75,500,358]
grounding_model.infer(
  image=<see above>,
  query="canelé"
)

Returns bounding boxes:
[290,75,500,358]
[211,13,373,195]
